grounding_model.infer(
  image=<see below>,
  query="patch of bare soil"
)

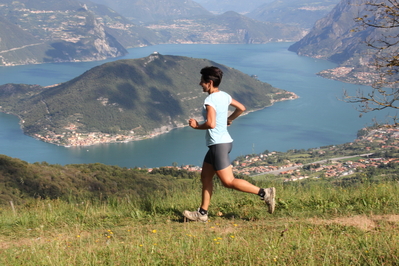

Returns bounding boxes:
[308,214,399,231]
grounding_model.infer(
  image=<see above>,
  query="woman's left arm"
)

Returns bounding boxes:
[227,99,246,125]
[189,105,216,129]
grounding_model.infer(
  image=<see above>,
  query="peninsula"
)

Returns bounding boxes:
[0,54,298,147]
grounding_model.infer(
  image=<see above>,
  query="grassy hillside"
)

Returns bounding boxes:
[1,126,399,264]
[0,163,398,264]
[0,154,197,204]
[0,54,295,146]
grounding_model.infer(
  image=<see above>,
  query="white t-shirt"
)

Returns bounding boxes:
[203,91,233,146]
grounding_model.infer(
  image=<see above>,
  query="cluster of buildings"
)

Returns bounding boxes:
[34,123,172,146]
[318,66,380,86]
[231,152,301,176]
[282,157,399,182]
[233,125,399,180]
[34,131,141,147]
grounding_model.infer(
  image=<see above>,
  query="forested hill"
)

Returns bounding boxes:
[0,54,297,146]
[0,154,195,204]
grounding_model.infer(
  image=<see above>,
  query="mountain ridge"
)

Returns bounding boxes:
[248,0,340,30]
[0,0,321,66]
[288,0,391,85]
[89,0,212,24]
[147,11,307,44]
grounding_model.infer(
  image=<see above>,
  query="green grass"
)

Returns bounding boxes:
[1,180,399,265]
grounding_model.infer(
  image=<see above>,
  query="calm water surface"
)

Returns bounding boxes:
[0,43,393,167]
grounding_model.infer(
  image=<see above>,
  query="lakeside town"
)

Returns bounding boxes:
[235,125,399,179]
[317,66,380,86]
[150,125,399,181]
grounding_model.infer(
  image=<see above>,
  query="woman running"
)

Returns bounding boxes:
[183,66,276,222]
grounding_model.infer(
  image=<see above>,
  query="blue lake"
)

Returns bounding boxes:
[0,43,393,168]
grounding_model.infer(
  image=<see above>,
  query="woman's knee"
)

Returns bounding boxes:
[221,179,234,188]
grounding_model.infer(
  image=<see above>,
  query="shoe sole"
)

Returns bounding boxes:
[183,217,208,223]
[267,187,276,214]
[182,211,208,222]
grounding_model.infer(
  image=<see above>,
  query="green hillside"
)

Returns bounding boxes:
[0,154,194,204]
[1,123,399,264]
[0,54,295,146]
[0,149,399,264]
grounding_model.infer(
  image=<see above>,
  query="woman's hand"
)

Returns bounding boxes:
[189,118,199,129]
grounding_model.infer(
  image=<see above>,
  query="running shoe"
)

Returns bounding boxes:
[262,187,276,214]
[183,209,208,222]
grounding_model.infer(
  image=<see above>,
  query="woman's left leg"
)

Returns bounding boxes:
[215,165,260,194]
[216,165,276,214]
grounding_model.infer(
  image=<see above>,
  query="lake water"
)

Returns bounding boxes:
[0,43,393,168]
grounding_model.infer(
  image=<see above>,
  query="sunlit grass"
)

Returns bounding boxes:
[1,180,399,265]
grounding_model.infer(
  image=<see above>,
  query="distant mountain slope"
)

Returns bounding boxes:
[288,0,389,84]
[0,17,52,65]
[0,0,309,66]
[148,11,307,44]
[193,0,272,14]
[288,0,371,63]
[0,54,296,146]
[89,0,212,24]
[90,0,306,43]
[248,0,340,30]
[0,0,162,65]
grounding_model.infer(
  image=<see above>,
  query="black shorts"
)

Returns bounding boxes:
[204,143,233,171]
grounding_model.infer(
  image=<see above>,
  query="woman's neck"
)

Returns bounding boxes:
[208,87,219,94]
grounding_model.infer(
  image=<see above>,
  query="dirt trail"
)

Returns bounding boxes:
[1,214,398,249]
[308,214,399,231]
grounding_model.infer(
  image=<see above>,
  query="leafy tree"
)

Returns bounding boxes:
[344,0,399,118]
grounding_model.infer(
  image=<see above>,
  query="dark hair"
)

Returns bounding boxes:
[200,66,223,87]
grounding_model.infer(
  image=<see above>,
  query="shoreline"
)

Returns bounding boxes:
[23,91,299,147]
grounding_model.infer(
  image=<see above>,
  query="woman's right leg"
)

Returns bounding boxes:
[200,161,215,211]
[182,161,215,222]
